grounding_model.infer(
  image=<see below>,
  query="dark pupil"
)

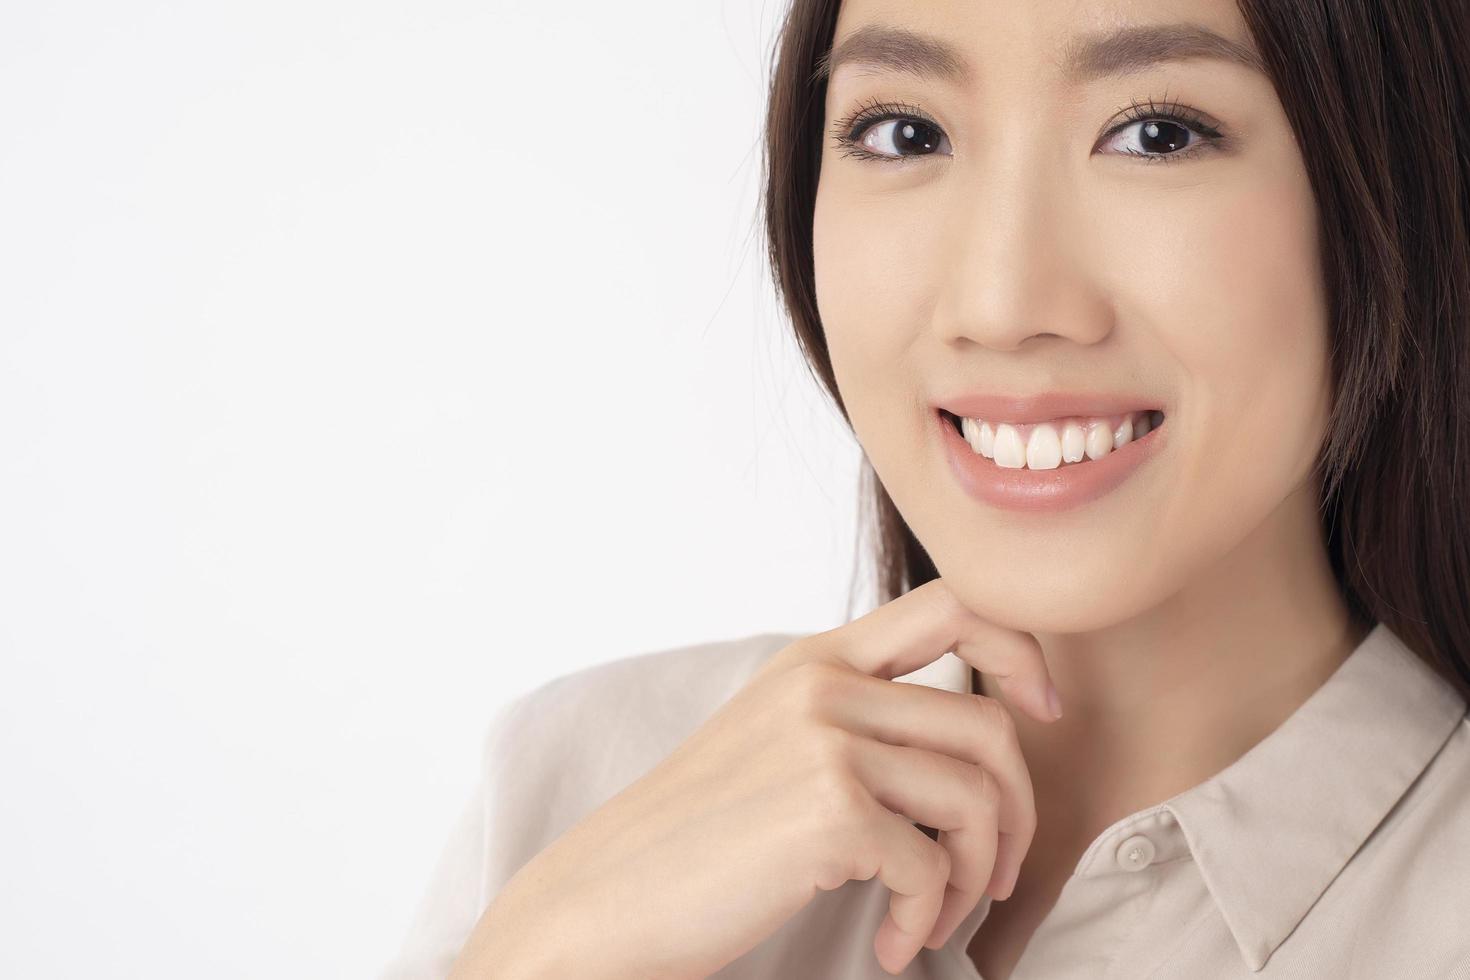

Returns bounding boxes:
[1139,120,1189,154]
[895,119,938,154]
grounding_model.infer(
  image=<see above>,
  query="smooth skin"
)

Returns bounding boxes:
[448,578,1062,978]
[813,1,1366,976]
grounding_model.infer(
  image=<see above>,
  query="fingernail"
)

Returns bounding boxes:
[1045,681,1063,720]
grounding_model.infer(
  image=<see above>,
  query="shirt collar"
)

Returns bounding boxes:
[901,622,1468,972]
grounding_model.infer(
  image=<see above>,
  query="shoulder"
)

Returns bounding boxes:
[492,630,802,772]
[518,630,798,739]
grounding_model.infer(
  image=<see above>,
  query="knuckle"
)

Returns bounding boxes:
[787,658,844,715]
[921,576,962,615]
[931,838,953,882]
[966,761,1000,808]
[1016,810,1039,846]
[803,727,864,805]
[969,694,1017,741]
[830,826,879,886]
[759,634,828,683]
[819,775,874,853]
[812,812,870,889]
[807,724,859,782]
[801,750,873,881]
[917,829,951,878]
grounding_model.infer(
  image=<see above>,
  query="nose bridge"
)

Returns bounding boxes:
[932,136,1104,350]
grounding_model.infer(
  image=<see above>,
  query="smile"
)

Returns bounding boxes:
[935,407,1168,513]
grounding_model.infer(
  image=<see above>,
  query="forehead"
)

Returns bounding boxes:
[824,0,1262,89]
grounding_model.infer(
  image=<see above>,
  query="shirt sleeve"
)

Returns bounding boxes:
[377,697,523,980]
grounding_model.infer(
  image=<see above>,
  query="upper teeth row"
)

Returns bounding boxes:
[958,410,1161,469]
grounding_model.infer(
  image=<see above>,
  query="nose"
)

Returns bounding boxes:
[929,149,1113,353]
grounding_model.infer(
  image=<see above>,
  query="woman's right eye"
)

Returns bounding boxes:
[836,114,952,162]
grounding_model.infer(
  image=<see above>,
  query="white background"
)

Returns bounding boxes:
[0,1,872,976]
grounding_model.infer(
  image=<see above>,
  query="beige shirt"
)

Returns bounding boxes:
[381,621,1470,979]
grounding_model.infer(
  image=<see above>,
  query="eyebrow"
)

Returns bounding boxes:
[814,21,1267,86]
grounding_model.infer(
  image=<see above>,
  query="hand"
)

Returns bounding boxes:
[449,577,1061,979]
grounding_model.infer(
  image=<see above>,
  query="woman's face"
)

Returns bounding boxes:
[813,0,1331,632]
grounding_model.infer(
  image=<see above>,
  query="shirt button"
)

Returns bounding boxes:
[1115,834,1157,872]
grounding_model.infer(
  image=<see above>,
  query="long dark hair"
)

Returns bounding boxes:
[759,0,1470,700]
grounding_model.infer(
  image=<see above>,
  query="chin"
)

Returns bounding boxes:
[935,564,1157,636]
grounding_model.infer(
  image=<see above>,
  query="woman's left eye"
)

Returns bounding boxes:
[1095,100,1226,165]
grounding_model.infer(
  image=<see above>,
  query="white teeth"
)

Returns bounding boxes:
[962,416,997,458]
[964,417,999,458]
[1084,421,1113,460]
[1025,423,1063,470]
[992,423,1027,468]
[950,409,1163,469]
[1112,417,1134,449]
[1061,421,1085,463]
[961,415,981,452]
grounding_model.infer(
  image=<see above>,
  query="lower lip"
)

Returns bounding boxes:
[936,408,1168,513]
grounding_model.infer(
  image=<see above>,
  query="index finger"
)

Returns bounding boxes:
[802,577,1061,725]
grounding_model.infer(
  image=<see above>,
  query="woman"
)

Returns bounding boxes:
[383,0,1470,977]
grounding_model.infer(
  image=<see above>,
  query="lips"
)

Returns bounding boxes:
[933,394,1170,512]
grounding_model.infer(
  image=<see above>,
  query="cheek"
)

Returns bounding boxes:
[812,181,929,419]
[813,189,907,350]
[1111,167,1332,544]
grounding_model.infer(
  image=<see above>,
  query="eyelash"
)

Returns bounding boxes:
[831,94,1227,166]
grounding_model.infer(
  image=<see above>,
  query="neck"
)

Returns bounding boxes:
[978,480,1370,857]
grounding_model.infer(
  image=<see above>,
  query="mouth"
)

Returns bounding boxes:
[934,405,1169,512]
[937,407,1166,469]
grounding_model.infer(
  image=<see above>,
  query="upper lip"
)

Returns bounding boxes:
[933,390,1165,424]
